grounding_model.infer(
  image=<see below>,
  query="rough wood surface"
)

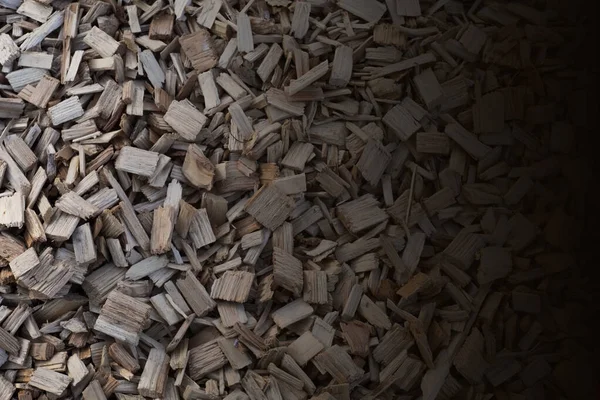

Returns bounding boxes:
[0,1,592,400]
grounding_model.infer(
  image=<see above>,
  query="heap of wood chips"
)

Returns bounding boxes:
[0,0,591,399]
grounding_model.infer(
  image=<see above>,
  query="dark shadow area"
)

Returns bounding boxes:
[562,0,600,396]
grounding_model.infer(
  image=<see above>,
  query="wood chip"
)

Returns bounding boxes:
[164,100,208,140]
[245,184,295,230]
[83,26,120,58]
[273,246,303,296]
[291,2,311,39]
[211,271,255,302]
[138,349,170,397]
[338,0,387,23]
[29,368,71,396]
[180,29,218,72]
[93,291,152,345]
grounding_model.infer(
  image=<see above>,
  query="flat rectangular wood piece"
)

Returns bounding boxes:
[271,299,313,329]
[383,104,421,141]
[416,132,451,154]
[28,368,71,396]
[82,380,107,400]
[0,33,19,65]
[291,2,311,39]
[4,135,37,172]
[55,191,99,220]
[47,96,84,126]
[138,349,170,398]
[197,0,222,28]
[72,223,97,265]
[236,13,254,53]
[187,340,227,380]
[356,139,391,186]
[115,146,160,177]
[286,60,328,96]
[179,29,218,72]
[83,26,120,57]
[329,46,353,88]
[287,331,324,365]
[0,375,15,400]
[198,70,220,110]
[303,271,328,304]
[23,74,59,108]
[336,194,388,233]
[245,184,295,230]
[273,246,303,296]
[257,43,283,82]
[176,271,216,316]
[281,142,314,171]
[314,345,364,384]
[210,271,254,302]
[414,68,445,110]
[93,290,152,345]
[444,122,491,160]
[218,338,252,370]
[338,0,386,22]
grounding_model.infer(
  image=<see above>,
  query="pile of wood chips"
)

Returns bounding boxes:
[0,0,591,399]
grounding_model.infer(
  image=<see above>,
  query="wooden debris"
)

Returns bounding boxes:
[179,29,218,72]
[281,142,314,171]
[236,13,254,53]
[314,345,364,384]
[0,98,24,118]
[164,100,207,141]
[93,291,152,345]
[72,223,97,265]
[272,299,313,329]
[219,338,252,370]
[29,368,71,396]
[291,2,311,39]
[338,0,386,22]
[337,194,388,233]
[286,60,329,96]
[0,34,19,65]
[188,340,227,380]
[330,46,353,88]
[211,271,254,302]
[257,44,284,82]
[0,327,20,356]
[357,139,391,185]
[413,68,445,110]
[245,184,295,230]
[82,380,106,400]
[0,192,25,229]
[20,74,59,108]
[182,144,214,189]
[197,0,222,28]
[287,331,324,365]
[83,27,120,58]
[0,376,15,400]
[0,1,589,400]
[138,349,170,398]
[177,271,216,316]
[271,246,303,297]
[303,270,328,304]
[47,96,84,126]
